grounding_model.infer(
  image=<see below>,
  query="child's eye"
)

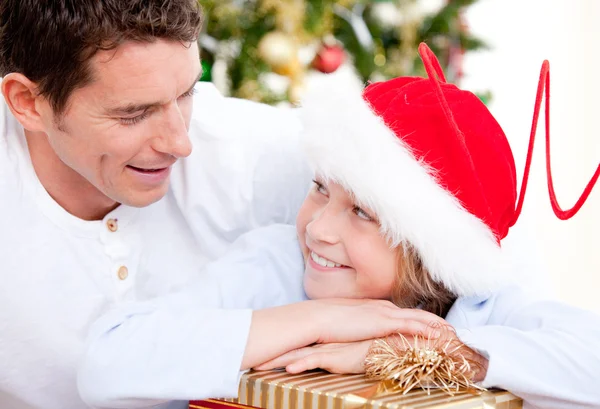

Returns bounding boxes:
[353,206,374,222]
[313,180,328,196]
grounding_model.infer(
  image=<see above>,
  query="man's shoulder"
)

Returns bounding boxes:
[184,83,305,186]
[168,84,311,239]
[176,82,306,190]
[190,82,302,145]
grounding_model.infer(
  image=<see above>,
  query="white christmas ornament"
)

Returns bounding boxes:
[211,59,231,96]
[333,3,374,51]
[258,72,290,97]
[370,2,403,29]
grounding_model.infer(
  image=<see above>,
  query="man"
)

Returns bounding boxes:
[0,2,437,408]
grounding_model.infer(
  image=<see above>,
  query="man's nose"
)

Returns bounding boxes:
[152,103,193,158]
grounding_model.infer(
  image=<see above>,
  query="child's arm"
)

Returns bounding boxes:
[451,287,600,409]
[255,285,600,409]
[77,225,437,409]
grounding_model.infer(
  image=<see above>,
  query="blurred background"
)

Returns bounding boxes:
[197,0,487,104]
[198,0,599,313]
[462,0,600,314]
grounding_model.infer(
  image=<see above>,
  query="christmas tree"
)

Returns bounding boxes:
[198,0,487,105]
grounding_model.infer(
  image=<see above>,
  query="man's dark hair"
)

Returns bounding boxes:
[0,0,202,114]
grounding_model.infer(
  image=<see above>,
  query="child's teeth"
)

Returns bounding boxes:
[310,252,342,268]
[317,256,327,267]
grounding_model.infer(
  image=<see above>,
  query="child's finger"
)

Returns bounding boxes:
[286,354,323,374]
[390,319,442,338]
[390,308,446,327]
[254,347,314,370]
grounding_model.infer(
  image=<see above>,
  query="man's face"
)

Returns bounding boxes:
[37,39,201,207]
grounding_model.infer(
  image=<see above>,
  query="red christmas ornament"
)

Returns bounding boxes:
[312,44,346,73]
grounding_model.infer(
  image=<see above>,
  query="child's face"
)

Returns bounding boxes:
[296,178,397,300]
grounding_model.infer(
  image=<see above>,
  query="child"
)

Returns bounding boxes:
[256,43,600,409]
[78,44,600,409]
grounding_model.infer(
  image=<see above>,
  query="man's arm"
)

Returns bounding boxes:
[77,226,440,409]
[451,287,600,409]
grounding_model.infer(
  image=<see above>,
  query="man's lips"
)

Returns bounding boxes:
[125,164,173,185]
[127,164,171,172]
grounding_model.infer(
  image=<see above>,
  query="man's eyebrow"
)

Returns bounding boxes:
[105,69,203,116]
[105,102,159,116]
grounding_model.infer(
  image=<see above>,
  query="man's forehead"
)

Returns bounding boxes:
[95,40,193,72]
[80,40,201,105]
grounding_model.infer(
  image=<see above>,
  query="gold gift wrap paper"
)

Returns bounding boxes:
[237,370,522,409]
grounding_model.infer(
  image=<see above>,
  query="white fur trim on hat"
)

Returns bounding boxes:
[298,77,515,297]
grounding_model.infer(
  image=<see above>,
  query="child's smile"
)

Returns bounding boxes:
[308,250,348,269]
[296,179,397,301]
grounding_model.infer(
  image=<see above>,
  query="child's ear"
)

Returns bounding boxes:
[1,73,48,132]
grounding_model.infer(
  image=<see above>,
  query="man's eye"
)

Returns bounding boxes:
[179,88,197,99]
[120,111,150,126]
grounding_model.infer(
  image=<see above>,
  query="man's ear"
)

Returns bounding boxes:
[1,73,48,132]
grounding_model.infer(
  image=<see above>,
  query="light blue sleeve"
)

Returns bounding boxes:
[448,287,600,409]
[78,225,306,409]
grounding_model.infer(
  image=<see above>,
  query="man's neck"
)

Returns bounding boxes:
[24,129,119,221]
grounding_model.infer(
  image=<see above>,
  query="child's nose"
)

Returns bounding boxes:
[306,208,340,244]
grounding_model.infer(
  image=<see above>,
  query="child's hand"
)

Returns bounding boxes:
[243,300,446,370]
[310,299,446,344]
[253,305,446,375]
[254,323,489,383]
[254,340,373,374]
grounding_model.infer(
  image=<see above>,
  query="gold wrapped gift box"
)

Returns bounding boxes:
[192,370,522,409]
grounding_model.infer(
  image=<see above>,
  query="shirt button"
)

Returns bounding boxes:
[117,266,129,280]
[106,218,118,232]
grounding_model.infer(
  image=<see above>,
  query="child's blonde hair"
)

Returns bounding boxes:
[392,246,456,318]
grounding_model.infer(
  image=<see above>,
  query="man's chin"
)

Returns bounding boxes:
[114,185,169,208]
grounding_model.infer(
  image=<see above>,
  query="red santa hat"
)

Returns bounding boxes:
[299,43,599,297]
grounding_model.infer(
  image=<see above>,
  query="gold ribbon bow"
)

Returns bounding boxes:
[364,326,486,397]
